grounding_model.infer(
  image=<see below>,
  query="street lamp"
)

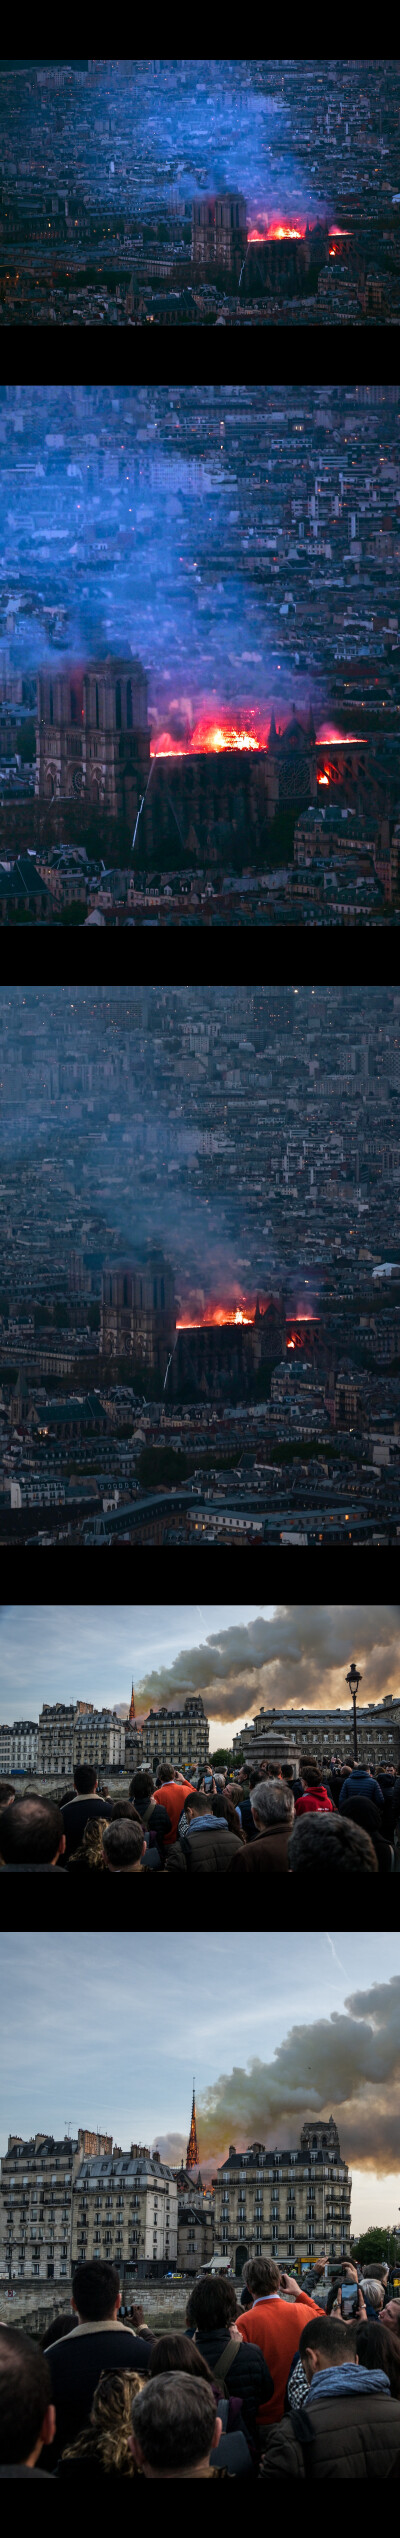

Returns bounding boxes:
[345,1660,362,1762]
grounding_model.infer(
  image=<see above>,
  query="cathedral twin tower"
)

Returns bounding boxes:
[35,656,151,824]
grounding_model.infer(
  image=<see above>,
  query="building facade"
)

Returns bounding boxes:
[167,1302,286,1403]
[213,2120,351,2279]
[0,1721,38,1774]
[35,656,151,830]
[232,1693,400,1774]
[100,1249,176,1378]
[0,2132,177,2287]
[38,1704,75,1778]
[177,2193,214,2275]
[72,2146,177,2282]
[72,1707,125,1771]
[125,1696,208,1777]
[192,191,247,272]
[0,2132,79,2284]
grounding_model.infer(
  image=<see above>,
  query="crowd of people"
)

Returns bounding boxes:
[1,2255,400,2478]
[0,1753,399,1871]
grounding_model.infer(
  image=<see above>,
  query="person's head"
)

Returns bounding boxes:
[62,2369,144,2474]
[73,1764,98,1795]
[149,2333,214,2384]
[300,1766,326,1788]
[248,1768,261,1789]
[0,1796,66,1866]
[156,1765,173,1783]
[110,1800,142,1823]
[359,2277,385,2311]
[242,2256,280,2299]
[129,1769,154,1809]
[280,1765,295,1783]
[298,2314,358,2382]
[0,1781,15,1808]
[183,1791,213,1822]
[68,1817,107,1871]
[102,1819,146,1873]
[288,1814,379,1872]
[356,2320,395,2385]
[71,2260,121,2323]
[186,2275,239,2335]
[263,1761,282,1778]
[212,1793,244,1838]
[250,1779,294,1832]
[340,1795,381,1836]
[350,1762,371,1776]
[40,2311,75,2350]
[129,2373,222,2477]
[382,2300,400,2337]
[0,2327,55,2468]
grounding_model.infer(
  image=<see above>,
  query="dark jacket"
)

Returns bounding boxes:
[228,1822,291,1873]
[338,1771,383,1811]
[165,1819,242,1872]
[238,1797,259,1842]
[0,2465,51,2476]
[259,2386,400,2477]
[42,2319,153,2470]
[188,2325,273,2440]
[0,1864,63,1872]
[60,1795,114,1860]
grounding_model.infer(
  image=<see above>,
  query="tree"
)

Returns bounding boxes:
[60,901,87,926]
[211,1748,235,1767]
[351,2226,400,2267]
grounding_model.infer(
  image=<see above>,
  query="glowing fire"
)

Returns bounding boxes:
[317,770,330,785]
[248,219,306,242]
[151,716,362,762]
[177,1305,254,1327]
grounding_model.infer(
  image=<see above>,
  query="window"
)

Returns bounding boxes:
[127,680,132,729]
[70,688,78,725]
[96,682,99,730]
[116,681,122,730]
[153,1279,158,1308]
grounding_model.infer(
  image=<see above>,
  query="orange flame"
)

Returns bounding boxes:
[177,1305,254,1327]
[248,219,306,242]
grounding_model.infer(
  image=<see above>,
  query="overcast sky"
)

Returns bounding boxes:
[1,1932,399,2239]
[1,1604,400,1749]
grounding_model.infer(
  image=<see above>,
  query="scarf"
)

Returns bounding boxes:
[304,2365,390,2405]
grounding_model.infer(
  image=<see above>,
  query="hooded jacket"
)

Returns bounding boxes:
[187,2324,273,2439]
[258,2373,400,2477]
[295,1785,334,1815]
[338,1771,383,1811]
[164,1815,242,1872]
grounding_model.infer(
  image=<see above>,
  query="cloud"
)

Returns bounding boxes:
[155,1978,400,2178]
[135,1605,400,1724]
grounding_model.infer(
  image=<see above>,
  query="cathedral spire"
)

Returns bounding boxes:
[186,2078,199,2172]
[129,1682,136,1721]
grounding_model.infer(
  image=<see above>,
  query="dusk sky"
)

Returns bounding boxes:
[1,1603,400,1748]
[1,1932,399,2240]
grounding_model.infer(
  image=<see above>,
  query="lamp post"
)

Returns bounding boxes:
[345,1660,362,1762]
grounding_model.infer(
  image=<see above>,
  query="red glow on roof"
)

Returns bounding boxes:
[248,218,306,242]
[177,1304,254,1327]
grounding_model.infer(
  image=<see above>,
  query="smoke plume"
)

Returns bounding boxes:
[135,1604,400,1723]
[154,1978,400,2177]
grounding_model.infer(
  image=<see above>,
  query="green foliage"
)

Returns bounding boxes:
[351,2227,400,2265]
[211,1748,234,1766]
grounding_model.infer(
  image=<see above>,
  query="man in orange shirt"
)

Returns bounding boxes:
[153,1775,196,1848]
[236,2257,325,2425]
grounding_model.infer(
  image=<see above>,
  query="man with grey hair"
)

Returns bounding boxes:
[227,1779,294,1873]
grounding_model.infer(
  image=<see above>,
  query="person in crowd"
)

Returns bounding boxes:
[339,1793,394,1872]
[338,1761,384,1813]
[356,2278,386,2318]
[356,2319,400,2402]
[285,2279,367,2408]
[102,1820,148,1873]
[123,2305,153,2340]
[41,2259,153,2472]
[146,2331,253,2473]
[258,2310,400,2476]
[212,1793,246,1843]
[287,1814,379,1871]
[325,1765,353,1807]
[237,1769,265,1841]
[60,1764,114,1863]
[56,2369,144,2479]
[378,2300,400,2397]
[40,2314,76,2351]
[129,1769,170,1858]
[68,1818,108,1872]
[0,2327,55,2476]
[152,1773,196,1849]
[185,2273,273,2441]
[280,1765,305,1801]
[0,1780,15,1810]
[129,2373,227,2478]
[164,1787,242,1871]
[295,1766,334,1816]
[235,2257,325,2427]
[0,1795,66,1870]
[228,1779,294,1873]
